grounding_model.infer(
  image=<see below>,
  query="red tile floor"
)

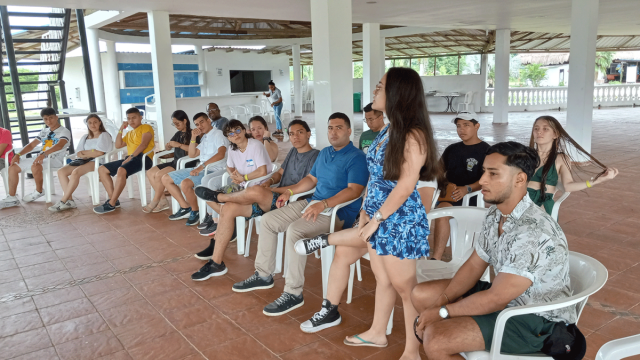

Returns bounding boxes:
[1,108,639,359]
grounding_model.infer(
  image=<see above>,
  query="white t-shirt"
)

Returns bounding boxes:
[197,128,229,168]
[226,138,272,187]
[267,88,282,103]
[35,125,71,163]
[77,132,113,153]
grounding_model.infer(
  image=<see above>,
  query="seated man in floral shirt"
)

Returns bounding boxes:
[412,141,575,358]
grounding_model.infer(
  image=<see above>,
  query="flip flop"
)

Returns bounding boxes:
[153,199,171,213]
[343,334,388,348]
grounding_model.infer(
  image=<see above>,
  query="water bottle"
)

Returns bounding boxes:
[283,127,289,142]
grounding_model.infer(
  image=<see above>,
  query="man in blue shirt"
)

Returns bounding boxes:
[232,112,369,316]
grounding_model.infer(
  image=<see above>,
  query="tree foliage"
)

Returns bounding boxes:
[520,64,548,87]
[595,51,614,79]
[3,68,40,110]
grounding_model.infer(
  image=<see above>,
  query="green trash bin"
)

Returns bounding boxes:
[353,92,362,112]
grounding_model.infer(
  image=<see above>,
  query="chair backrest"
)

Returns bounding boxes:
[464,91,474,104]
[551,181,571,222]
[596,334,640,360]
[568,251,608,321]
[141,120,159,143]
[427,207,487,264]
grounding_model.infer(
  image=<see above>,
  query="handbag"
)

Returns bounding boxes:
[438,183,458,203]
[68,158,94,167]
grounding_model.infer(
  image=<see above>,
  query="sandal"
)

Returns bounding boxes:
[142,200,160,213]
[343,334,388,348]
[153,198,171,213]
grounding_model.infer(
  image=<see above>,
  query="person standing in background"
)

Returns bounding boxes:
[263,80,284,135]
[359,102,386,153]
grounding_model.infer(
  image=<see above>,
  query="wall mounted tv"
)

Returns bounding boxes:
[229,70,272,93]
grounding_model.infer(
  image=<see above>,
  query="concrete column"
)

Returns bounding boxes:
[292,44,303,119]
[148,11,177,145]
[380,37,386,76]
[310,0,354,149]
[493,29,510,124]
[86,28,106,112]
[566,0,599,153]
[363,23,381,106]
[102,40,122,122]
[479,53,489,112]
[194,45,207,97]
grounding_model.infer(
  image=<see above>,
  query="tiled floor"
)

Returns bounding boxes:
[1,108,639,360]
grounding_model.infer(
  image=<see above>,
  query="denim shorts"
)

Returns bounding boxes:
[102,154,153,179]
[246,191,279,220]
[168,168,205,187]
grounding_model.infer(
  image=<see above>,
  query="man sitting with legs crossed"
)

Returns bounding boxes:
[231,112,369,316]
[191,120,319,279]
[412,141,576,359]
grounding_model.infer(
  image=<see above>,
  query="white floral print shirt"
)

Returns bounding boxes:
[474,194,576,323]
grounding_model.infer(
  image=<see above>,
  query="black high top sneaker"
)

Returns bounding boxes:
[299,299,341,333]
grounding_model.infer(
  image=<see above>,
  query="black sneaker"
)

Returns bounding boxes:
[263,292,304,316]
[186,211,199,226]
[93,202,117,214]
[294,233,330,255]
[199,221,218,236]
[197,213,213,230]
[104,199,121,208]
[169,207,191,220]
[194,186,223,203]
[195,238,215,260]
[232,271,274,293]
[300,299,342,333]
[191,259,227,281]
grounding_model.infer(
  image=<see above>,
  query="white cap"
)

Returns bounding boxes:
[452,111,478,123]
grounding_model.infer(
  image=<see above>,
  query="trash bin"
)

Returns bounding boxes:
[353,92,362,113]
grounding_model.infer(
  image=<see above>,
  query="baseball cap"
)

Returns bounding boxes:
[452,111,478,124]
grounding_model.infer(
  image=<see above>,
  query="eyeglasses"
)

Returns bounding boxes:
[365,114,383,122]
[226,128,242,137]
[170,122,182,128]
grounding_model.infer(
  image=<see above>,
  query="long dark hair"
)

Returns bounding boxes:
[224,119,251,151]
[85,114,106,139]
[248,116,269,131]
[529,115,608,199]
[171,110,192,144]
[383,67,440,182]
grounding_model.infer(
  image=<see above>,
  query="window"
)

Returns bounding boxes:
[435,56,459,76]
[302,65,313,81]
[459,54,482,75]
[395,59,410,68]
[385,59,393,72]
[353,61,363,79]
[290,65,294,81]
[411,58,435,76]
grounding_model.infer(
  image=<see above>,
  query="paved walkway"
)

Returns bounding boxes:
[0,108,639,359]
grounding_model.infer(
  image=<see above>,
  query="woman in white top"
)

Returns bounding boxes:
[248,115,278,162]
[49,114,113,211]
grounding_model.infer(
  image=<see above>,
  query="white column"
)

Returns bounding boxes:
[566,0,599,153]
[380,37,386,76]
[292,44,303,119]
[493,29,510,124]
[310,0,354,149]
[194,45,207,97]
[86,28,106,112]
[102,40,121,122]
[479,53,489,112]
[363,23,381,106]
[147,11,177,145]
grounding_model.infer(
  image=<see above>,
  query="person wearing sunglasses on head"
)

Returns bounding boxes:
[359,102,385,153]
[1,107,70,208]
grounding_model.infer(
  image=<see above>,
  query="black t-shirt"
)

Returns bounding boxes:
[170,131,200,160]
[441,141,490,186]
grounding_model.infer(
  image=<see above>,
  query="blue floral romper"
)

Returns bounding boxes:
[364,125,430,260]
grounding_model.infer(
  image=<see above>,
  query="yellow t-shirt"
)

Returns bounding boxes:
[123,124,154,157]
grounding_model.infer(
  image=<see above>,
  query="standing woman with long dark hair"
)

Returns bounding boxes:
[528,115,618,215]
[344,68,439,360]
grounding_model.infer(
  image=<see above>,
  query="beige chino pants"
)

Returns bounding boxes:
[255,200,344,296]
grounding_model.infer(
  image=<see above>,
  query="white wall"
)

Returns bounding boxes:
[353,73,485,112]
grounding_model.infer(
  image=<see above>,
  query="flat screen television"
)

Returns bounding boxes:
[229,70,272,93]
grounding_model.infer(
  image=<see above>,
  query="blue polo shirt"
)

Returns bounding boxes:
[309,142,369,228]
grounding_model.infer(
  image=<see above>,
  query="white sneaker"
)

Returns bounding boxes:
[48,201,69,212]
[0,196,20,209]
[66,200,77,209]
[23,191,44,203]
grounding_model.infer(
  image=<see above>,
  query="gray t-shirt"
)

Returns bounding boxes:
[211,117,229,132]
[280,147,320,191]
[267,88,282,103]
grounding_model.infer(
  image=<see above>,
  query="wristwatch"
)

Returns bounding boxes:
[263,137,273,143]
[439,305,450,319]
[466,185,473,193]
[373,210,386,222]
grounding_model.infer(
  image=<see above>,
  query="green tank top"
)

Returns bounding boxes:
[527,162,558,215]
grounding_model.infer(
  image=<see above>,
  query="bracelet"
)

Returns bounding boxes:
[268,178,275,184]
[321,199,329,209]
[443,292,450,304]
[586,180,592,188]
[190,140,196,143]
[15,152,21,157]
[118,131,122,134]
[288,189,294,196]
[244,174,249,181]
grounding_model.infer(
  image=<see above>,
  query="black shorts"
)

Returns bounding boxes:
[246,191,279,220]
[466,281,558,353]
[156,158,198,171]
[102,154,153,179]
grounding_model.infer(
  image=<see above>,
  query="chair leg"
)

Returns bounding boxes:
[236,217,246,255]
[20,172,25,199]
[347,263,355,304]
[275,232,284,274]
[244,218,254,257]
[320,245,335,298]
[171,197,180,214]
[44,172,52,203]
[198,198,206,223]
[127,177,134,199]
[356,259,362,281]
[386,308,394,335]
[138,173,147,207]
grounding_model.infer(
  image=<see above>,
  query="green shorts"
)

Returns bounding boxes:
[467,281,559,354]
[246,191,279,220]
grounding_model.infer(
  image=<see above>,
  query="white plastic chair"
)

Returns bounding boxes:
[551,182,571,222]
[151,150,195,213]
[245,104,263,120]
[303,88,315,112]
[232,106,250,122]
[6,147,67,203]
[462,251,608,360]
[218,163,281,255]
[251,187,316,275]
[456,91,474,113]
[141,120,159,144]
[462,190,485,207]
[260,100,273,123]
[125,148,155,207]
[194,158,230,223]
[219,106,237,120]
[63,146,122,206]
[596,334,640,360]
